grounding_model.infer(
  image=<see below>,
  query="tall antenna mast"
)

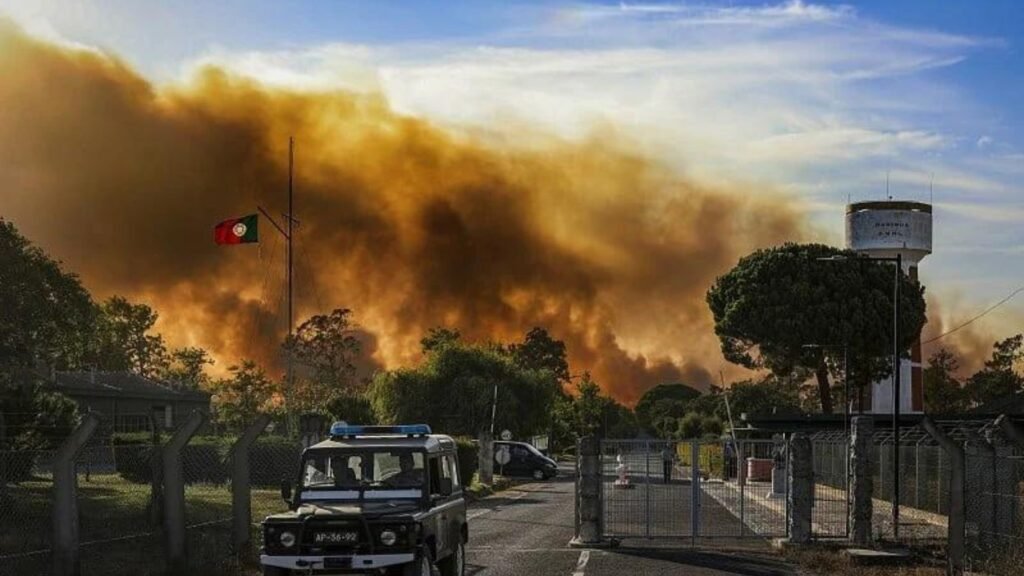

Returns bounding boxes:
[287,137,295,431]
[886,169,891,200]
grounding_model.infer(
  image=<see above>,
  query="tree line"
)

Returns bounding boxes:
[0,218,631,448]
[3,219,1021,452]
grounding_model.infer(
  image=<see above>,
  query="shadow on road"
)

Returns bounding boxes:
[608,548,795,576]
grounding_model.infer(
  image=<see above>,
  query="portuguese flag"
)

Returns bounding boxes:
[214,214,258,245]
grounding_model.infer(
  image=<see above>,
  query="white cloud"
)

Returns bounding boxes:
[5,0,1020,311]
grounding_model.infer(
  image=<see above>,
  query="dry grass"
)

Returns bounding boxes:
[785,546,945,576]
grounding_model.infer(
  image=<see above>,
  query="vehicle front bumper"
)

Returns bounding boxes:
[260,552,415,570]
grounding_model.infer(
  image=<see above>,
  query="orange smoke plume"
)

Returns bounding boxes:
[0,22,807,405]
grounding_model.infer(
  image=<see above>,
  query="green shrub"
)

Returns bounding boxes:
[678,412,703,438]
[701,415,724,438]
[455,438,478,483]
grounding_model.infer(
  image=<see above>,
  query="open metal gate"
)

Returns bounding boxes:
[599,439,790,541]
[810,432,850,539]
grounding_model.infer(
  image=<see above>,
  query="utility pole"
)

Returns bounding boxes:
[893,252,902,539]
[490,383,498,437]
[816,253,903,537]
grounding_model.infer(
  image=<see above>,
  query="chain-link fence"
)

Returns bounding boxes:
[182,435,234,574]
[249,438,303,549]
[77,442,164,576]
[598,438,788,542]
[964,440,1024,574]
[0,450,55,576]
[872,434,949,543]
[810,432,849,538]
[0,413,315,576]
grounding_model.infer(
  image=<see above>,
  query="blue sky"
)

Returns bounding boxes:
[4,0,1023,333]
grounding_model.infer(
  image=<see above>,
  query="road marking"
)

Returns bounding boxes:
[572,550,590,576]
[467,547,589,553]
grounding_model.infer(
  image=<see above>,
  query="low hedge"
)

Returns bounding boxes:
[248,437,302,487]
[455,438,478,483]
[110,433,301,487]
[0,451,36,483]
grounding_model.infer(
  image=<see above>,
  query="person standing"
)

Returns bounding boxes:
[661,443,674,484]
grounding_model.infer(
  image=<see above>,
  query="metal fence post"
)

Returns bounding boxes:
[52,413,100,576]
[230,414,270,555]
[849,416,874,546]
[644,441,651,538]
[162,411,207,574]
[921,418,964,576]
[691,439,700,543]
[738,440,746,537]
[787,433,812,544]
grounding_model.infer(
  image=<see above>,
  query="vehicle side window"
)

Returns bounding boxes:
[443,454,460,490]
[428,457,443,496]
[511,446,528,458]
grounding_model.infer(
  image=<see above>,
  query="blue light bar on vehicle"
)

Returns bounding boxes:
[329,423,432,438]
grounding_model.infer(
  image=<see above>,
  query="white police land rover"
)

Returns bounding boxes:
[261,424,467,576]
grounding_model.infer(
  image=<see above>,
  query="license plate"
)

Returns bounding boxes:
[313,531,359,544]
[323,556,353,569]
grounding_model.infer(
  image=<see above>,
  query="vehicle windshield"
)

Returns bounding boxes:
[525,444,545,458]
[301,449,425,499]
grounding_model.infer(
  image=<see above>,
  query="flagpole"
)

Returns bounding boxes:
[287,136,295,435]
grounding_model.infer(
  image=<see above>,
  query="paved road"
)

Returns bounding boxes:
[465,465,796,576]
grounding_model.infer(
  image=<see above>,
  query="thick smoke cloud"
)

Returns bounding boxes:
[920,293,1020,377]
[0,22,807,405]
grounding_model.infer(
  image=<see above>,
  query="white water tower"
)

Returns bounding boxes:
[846,200,932,414]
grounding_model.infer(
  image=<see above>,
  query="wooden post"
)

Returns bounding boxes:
[52,413,100,576]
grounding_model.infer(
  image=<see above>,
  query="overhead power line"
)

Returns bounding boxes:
[922,284,1024,345]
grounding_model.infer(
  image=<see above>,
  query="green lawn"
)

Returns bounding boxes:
[1,472,281,576]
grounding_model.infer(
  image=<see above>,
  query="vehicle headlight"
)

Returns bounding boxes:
[379,529,397,546]
[280,531,296,548]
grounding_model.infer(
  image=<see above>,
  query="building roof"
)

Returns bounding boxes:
[47,371,210,403]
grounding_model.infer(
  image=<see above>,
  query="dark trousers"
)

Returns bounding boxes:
[663,461,672,483]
